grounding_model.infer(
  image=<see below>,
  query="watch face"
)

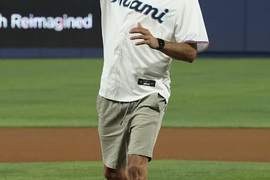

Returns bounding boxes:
[0,0,102,48]
[157,38,165,50]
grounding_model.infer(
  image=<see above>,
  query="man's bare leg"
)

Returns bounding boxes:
[103,166,128,180]
[127,155,148,180]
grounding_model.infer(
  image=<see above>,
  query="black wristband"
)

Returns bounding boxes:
[157,38,165,50]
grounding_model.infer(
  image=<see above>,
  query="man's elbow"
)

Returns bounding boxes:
[185,43,197,63]
[185,50,197,63]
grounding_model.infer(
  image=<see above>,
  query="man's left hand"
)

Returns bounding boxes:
[129,22,159,49]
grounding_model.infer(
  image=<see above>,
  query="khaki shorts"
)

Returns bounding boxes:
[97,93,167,169]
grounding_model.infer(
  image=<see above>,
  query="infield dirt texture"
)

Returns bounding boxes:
[1,128,270,163]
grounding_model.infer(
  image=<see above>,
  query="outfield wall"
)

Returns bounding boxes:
[0,0,269,58]
[200,0,270,55]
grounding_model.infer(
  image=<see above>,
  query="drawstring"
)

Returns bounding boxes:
[118,98,141,126]
[115,101,122,119]
[120,102,130,125]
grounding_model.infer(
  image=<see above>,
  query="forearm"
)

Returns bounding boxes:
[160,41,197,63]
[129,23,197,63]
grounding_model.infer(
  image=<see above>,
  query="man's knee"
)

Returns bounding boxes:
[128,164,148,180]
[128,164,141,177]
[128,155,148,179]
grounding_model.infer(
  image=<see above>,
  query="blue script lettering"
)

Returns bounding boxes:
[111,0,169,24]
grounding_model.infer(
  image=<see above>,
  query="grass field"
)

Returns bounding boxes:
[0,160,270,180]
[0,58,269,128]
[0,58,270,179]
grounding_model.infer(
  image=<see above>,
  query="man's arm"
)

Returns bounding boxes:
[129,22,197,63]
[161,42,197,63]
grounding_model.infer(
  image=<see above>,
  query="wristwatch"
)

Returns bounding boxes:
[157,38,165,50]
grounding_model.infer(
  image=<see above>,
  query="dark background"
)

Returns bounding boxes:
[0,0,102,48]
[200,0,270,53]
[0,0,269,57]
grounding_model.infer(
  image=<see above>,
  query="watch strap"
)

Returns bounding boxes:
[157,38,165,50]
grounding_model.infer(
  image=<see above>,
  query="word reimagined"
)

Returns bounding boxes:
[0,13,93,31]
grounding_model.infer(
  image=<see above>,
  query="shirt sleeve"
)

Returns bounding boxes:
[174,0,210,53]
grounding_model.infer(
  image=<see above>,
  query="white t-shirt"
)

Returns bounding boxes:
[99,0,209,102]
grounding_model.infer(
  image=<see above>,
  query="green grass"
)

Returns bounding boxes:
[0,58,270,128]
[0,160,270,180]
[0,59,102,127]
[164,59,270,128]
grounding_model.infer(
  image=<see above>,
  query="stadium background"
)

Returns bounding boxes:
[1,0,270,179]
[0,0,269,58]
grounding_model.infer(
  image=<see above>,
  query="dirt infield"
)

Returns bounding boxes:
[0,128,270,163]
